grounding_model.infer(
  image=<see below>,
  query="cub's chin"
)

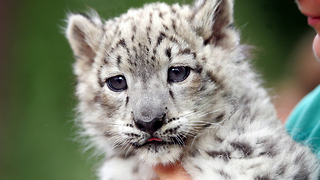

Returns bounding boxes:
[135,143,183,165]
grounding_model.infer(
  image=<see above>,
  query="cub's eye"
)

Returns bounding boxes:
[168,66,190,83]
[106,75,127,92]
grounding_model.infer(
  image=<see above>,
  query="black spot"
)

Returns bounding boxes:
[259,142,278,157]
[125,133,140,137]
[173,126,179,131]
[178,48,191,55]
[254,175,270,180]
[195,65,203,74]
[169,36,178,43]
[118,39,126,47]
[148,36,151,44]
[126,124,134,128]
[276,165,286,176]
[133,46,138,59]
[220,171,231,179]
[192,52,197,59]
[163,24,169,30]
[167,117,178,124]
[169,90,175,99]
[125,96,129,107]
[215,113,225,122]
[149,12,153,24]
[159,12,163,19]
[165,125,180,134]
[156,32,166,46]
[171,19,176,31]
[164,128,174,134]
[202,123,211,128]
[151,56,155,61]
[230,142,253,157]
[166,48,172,61]
[206,71,218,83]
[117,56,122,66]
[258,151,276,157]
[126,58,134,65]
[207,150,230,162]
[98,76,104,87]
[199,86,207,92]
[131,35,135,41]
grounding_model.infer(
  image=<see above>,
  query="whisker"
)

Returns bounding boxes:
[125,144,133,158]
[175,135,183,146]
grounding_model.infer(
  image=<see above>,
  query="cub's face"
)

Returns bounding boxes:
[66,0,238,165]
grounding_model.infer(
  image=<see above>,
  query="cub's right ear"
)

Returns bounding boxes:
[65,13,103,71]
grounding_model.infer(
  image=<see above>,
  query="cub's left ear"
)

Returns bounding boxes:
[190,0,239,48]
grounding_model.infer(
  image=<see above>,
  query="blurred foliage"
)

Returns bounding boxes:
[1,0,311,179]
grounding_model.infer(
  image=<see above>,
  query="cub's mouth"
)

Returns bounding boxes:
[131,135,187,149]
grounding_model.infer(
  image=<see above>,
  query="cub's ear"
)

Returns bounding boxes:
[190,0,238,48]
[65,13,104,72]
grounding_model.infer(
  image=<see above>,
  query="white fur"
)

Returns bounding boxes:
[65,0,320,179]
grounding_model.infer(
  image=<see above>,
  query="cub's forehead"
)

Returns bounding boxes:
[100,2,200,75]
[103,2,195,47]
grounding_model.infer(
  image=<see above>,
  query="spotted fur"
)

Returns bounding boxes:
[65,0,320,179]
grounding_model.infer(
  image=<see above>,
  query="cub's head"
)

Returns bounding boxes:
[66,0,244,165]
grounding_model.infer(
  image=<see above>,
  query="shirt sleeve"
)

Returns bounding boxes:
[285,85,320,159]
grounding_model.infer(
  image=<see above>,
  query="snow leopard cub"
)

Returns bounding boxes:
[65,0,320,179]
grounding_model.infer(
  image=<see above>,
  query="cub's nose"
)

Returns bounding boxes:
[134,116,164,134]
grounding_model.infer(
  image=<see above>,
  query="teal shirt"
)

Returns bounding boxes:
[286,85,320,159]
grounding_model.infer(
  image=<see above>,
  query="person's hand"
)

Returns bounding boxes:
[153,162,192,180]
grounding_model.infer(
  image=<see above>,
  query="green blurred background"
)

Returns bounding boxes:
[0,0,314,179]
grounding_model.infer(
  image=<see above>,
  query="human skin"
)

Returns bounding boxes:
[296,0,320,58]
[153,163,191,180]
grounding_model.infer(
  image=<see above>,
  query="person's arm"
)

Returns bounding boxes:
[286,85,320,159]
